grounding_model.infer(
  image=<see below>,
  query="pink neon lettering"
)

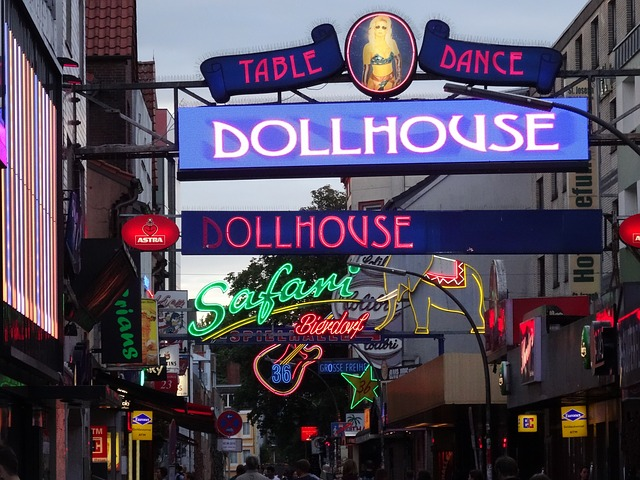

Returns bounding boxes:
[255,58,269,82]
[255,216,273,248]
[203,217,223,249]
[371,216,391,248]
[303,49,322,75]
[239,59,254,83]
[348,216,368,247]
[273,57,288,81]
[226,217,252,248]
[290,54,305,78]
[439,45,524,76]
[318,216,346,248]
[275,216,292,248]
[296,216,315,248]
[394,216,413,248]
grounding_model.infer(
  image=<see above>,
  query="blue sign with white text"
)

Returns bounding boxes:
[177,98,589,181]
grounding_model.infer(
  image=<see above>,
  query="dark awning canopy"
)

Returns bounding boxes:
[4,384,122,407]
[95,371,217,434]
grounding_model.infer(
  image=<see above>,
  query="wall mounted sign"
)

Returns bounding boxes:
[301,426,319,441]
[561,406,587,438]
[618,307,640,388]
[177,97,590,181]
[101,287,143,365]
[181,209,602,255]
[131,411,153,441]
[200,24,344,103]
[202,326,382,345]
[419,20,562,94]
[519,315,542,384]
[188,263,359,340]
[254,343,324,396]
[317,359,369,375]
[345,12,417,98]
[342,364,380,408]
[517,415,537,432]
[91,425,108,462]
[121,214,180,251]
[619,213,640,247]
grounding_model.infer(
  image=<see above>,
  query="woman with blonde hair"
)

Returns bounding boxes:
[362,15,402,91]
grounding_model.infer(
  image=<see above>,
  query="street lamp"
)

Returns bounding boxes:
[442,82,640,158]
[347,260,493,480]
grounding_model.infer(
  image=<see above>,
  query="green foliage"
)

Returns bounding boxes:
[214,184,353,464]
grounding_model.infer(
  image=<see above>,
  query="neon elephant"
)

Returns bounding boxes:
[375,255,486,335]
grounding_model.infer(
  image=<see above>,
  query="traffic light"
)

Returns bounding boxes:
[317,437,327,457]
[502,437,508,450]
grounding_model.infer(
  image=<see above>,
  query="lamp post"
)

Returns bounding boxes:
[442,82,640,158]
[347,261,493,480]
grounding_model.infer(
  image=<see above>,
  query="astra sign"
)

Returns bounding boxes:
[177,98,589,181]
[180,209,602,255]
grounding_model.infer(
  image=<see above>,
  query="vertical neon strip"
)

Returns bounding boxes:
[2,28,59,337]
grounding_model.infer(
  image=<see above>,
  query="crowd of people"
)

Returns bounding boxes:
[150,454,593,480]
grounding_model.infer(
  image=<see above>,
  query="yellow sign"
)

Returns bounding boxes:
[131,410,153,441]
[517,415,537,432]
[561,406,587,438]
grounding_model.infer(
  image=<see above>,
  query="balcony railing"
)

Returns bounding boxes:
[614,23,640,69]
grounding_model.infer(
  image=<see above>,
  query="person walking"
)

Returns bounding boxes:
[231,464,247,480]
[238,456,270,480]
[342,459,359,480]
[294,459,321,480]
[494,456,520,480]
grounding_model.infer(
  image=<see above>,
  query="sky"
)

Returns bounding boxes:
[135,0,590,300]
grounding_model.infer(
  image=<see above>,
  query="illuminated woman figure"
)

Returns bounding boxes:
[362,15,402,91]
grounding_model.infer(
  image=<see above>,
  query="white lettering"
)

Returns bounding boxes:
[251,120,297,157]
[331,118,361,155]
[489,114,524,152]
[449,114,487,151]
[526,113,559,151]
[363,117,398,154]
[299,119,329,156]
[213,121,249,158]
[400,116,447,153]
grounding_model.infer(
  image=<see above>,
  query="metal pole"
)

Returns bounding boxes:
[348,261,493,480]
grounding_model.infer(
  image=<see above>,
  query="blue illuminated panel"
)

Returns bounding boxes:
[178,98,589,181]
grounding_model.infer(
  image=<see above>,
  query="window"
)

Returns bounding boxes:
[551,173,558,201]
[609,1,617,52]
[562,172,567,193]
[358,200,384,211]
[575,36,583,69]
[536,178,544,209]
[552,254,560,288]
[627,0,636,33]
[243,421,250,435]
[242,450,250,462]
[229,452,238,463]
[538,256,546,296]
[591,17,599,69]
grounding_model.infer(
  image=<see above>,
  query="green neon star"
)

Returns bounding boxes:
[341,365,380,408]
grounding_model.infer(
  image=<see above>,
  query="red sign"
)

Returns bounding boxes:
[91,425,108,462]
[121,214,180,251]
[619,213,640,247]
[151,372,179,394]
[216,410,243,437]
[300,426,318,441]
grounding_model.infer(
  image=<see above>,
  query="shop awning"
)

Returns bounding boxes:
[95,371,217,434]
[4,384,122,407]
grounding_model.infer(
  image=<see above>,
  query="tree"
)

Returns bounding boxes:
[215,184,351,463]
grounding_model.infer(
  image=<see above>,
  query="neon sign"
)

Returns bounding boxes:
[342,365,380,408]
[121,214,180,251]
[181,209,602,255]
[200,24,344,103]
[188,263,360,340]
[419,20,562,94]
[177,98,589,181]
[254,343,325,396]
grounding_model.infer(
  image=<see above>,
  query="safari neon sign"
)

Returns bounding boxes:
[188,263,360,340]
[177,98,589,181]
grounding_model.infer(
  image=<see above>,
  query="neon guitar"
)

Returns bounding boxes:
[253,343,324,396]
